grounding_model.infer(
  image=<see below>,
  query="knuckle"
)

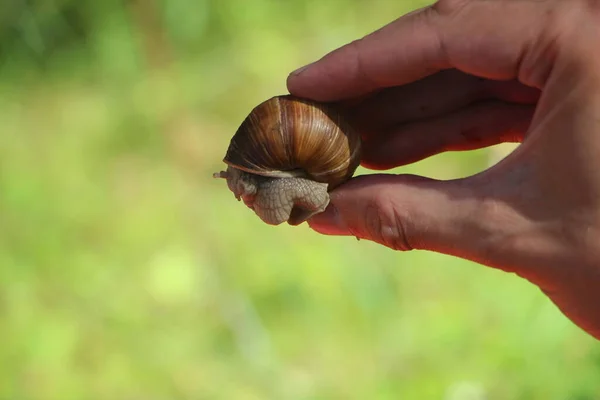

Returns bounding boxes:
[431,0,470,16]
[517,1,594,86]
[586,0,600,14]
[346,38,380,90]
[364,193,413,252]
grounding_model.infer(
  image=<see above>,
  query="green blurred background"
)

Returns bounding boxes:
[1,0,598,399]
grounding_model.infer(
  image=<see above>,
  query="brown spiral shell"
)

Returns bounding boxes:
[223,95,362,189]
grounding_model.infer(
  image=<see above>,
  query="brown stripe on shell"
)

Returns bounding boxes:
[223,95,361,188]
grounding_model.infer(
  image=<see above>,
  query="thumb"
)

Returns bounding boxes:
[308,174,487,256]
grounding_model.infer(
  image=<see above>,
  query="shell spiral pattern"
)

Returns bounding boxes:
[223,95,362,189]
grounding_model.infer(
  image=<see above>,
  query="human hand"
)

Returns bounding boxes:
[287,0,600,339]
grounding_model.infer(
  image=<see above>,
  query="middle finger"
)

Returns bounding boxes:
[348,69,540,134]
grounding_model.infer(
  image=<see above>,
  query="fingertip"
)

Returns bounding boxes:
[287,65,339,102]
[286,42,376,102]
[287,62,313,96]
[289,62,314,79]
[307,204,351,236]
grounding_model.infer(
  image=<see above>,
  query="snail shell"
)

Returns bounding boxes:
[214,95,362,226]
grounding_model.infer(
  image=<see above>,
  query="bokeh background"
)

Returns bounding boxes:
[1,0,599,399]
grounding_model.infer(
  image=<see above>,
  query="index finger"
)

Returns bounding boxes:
[286,0,546,102]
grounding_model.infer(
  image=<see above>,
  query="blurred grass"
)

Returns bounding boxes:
[0,0,599,399]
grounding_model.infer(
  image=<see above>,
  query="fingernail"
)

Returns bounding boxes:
[289,62,314,77]
[308,204,350,235]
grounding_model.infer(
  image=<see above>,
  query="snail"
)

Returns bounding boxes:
[213,95,362,226]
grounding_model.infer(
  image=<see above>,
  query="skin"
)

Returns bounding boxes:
[286,0,600,340]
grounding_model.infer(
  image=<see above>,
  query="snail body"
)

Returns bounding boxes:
[214,95,361,226]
